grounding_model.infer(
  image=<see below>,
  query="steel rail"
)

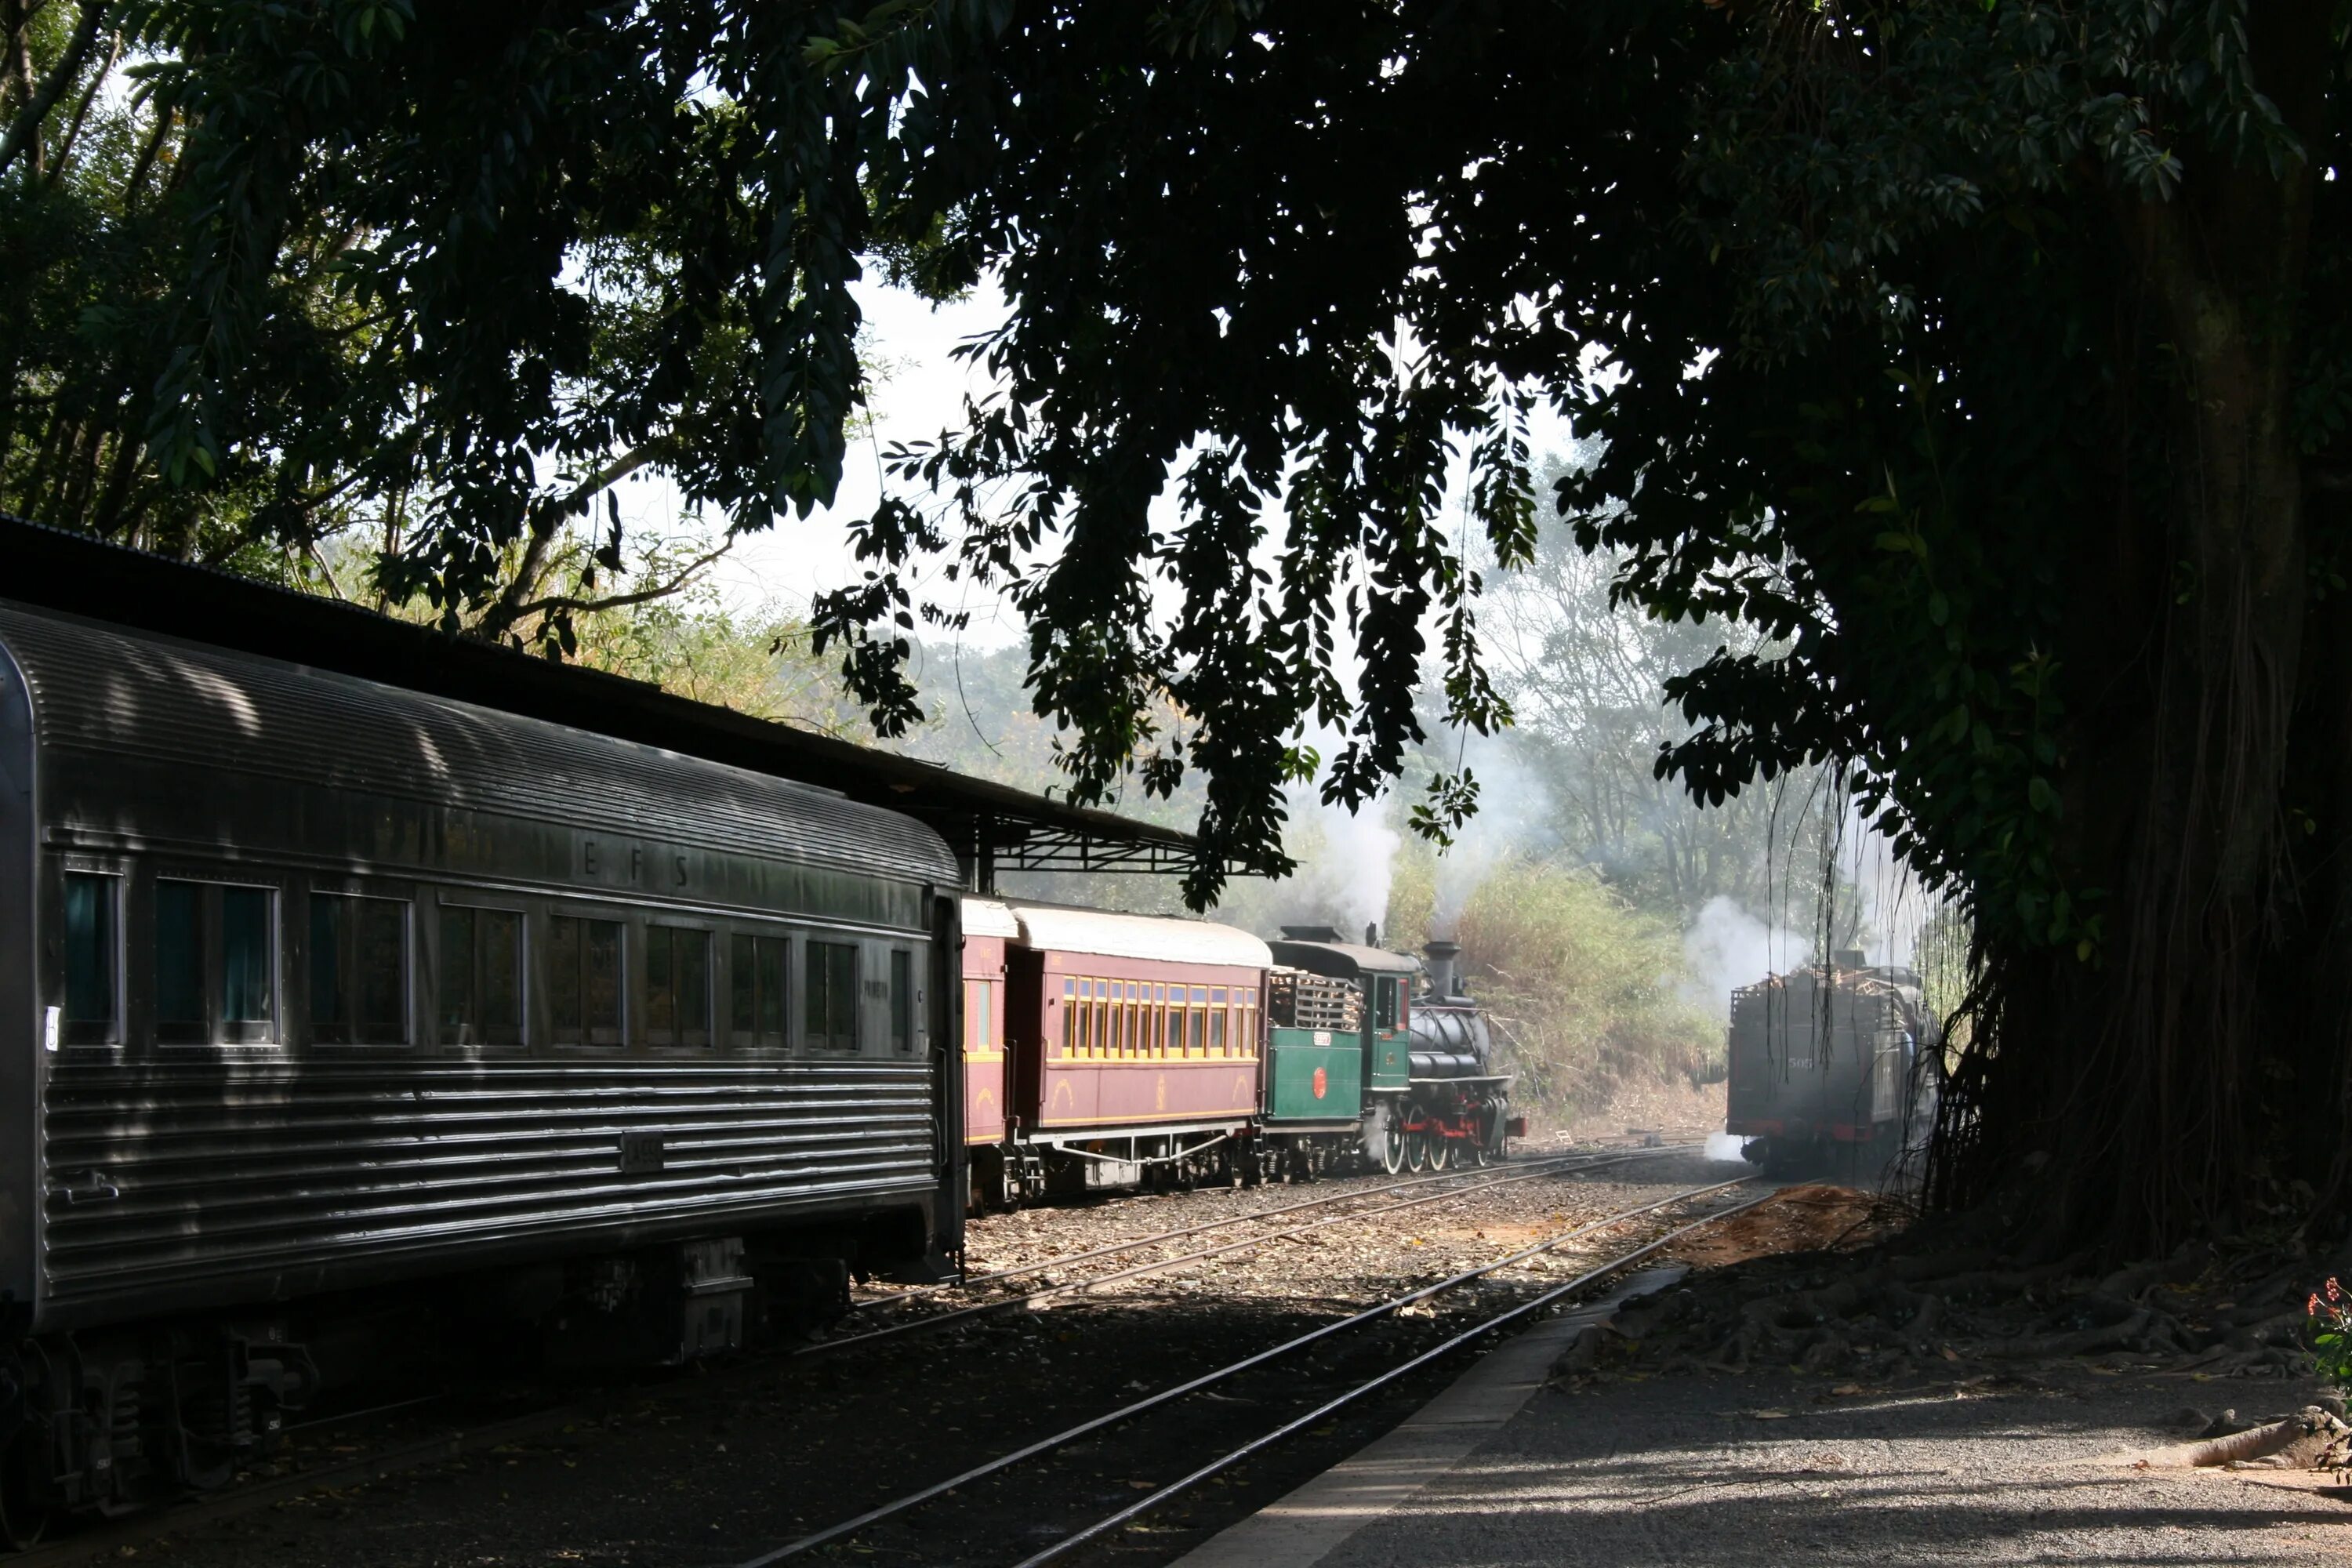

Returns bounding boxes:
[737,1175,1758,1566]
[844,1142,1698,1316]
[1011,1185,1777,1566]
[795,1148,1693,1359]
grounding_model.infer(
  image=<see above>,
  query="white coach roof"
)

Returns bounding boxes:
[1005,901,1273,970]
[960,897,1022,938]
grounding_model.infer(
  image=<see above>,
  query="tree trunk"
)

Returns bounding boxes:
[1935,6,2330,1255]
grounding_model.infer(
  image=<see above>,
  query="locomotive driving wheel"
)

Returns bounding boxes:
[1468,1103,1501,1167]
[1404,1100,1434,1172]
[1376,1104,1406,1175]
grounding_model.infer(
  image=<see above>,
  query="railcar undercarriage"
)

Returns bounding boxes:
[0,1210,927,1544]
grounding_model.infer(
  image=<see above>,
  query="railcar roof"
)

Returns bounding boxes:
[960,896,1022,938]
[1004,901,1272,969]
[1265,938,1422,977]
[0,512,1206,884]
[0,599,967,887]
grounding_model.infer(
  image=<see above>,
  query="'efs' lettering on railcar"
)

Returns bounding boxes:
[579,837,692,887]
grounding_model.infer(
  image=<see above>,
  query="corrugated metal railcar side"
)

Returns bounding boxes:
[0,601,964,1336]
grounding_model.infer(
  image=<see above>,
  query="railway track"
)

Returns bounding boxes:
[801,1145,1700,1356]
[736,1175,1765,1566]
[5,1149,1737,1567]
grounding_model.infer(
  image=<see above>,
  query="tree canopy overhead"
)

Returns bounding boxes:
[19,0,2352,1252]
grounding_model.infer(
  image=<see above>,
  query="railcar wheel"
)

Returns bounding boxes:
[0,1425,47,1550]
[1379,1109,1406,1175]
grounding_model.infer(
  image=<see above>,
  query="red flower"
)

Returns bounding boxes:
[2331,1277,2343,1303]
[2313,1293,2325,1316]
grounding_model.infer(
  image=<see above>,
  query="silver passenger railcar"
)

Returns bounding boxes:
[0,600,962,1531]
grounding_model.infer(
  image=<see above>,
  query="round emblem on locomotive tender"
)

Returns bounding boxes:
[1312,1066,1328,1099]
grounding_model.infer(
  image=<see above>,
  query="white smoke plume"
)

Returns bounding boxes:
[1430,728,1557,938]
[1317,793,1400,939]
[1680,895,1812,1025]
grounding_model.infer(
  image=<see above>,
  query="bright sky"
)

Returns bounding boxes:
[623,273,1584,654]
[620,276,1032,648]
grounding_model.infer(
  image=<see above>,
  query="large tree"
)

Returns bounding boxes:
[89,0,2352,1252]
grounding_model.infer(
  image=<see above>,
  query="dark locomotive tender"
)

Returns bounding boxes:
[1723,949,1942,1178]
[0,599,963,1534]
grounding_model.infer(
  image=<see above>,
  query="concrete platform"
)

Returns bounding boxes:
[1172,1267,1687,1568]
[1177,1273,2352,1568]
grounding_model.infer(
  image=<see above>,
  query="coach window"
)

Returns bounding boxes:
[1210,988,1228,1056]
[61,871,120,1045]
[312,891,410,1045]
[731,933,788,1049]
[550,914,625,1046]
[441,905,523,1047]
[646,925,713,1047]
[891,950,914,1053]
[1187,986,1208,1056]
[806,940,858,1051]
[156,878,277,1046]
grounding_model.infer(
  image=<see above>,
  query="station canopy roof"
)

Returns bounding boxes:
[0,513,1208,887]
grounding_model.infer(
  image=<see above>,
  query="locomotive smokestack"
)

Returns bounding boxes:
[1366,921,1379,948]
[1423,939,1462,1001]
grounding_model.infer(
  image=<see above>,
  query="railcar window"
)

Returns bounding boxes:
[1210,989,1228,1055]
[550,915,625,1046]
[966,978,995,1051]
[156,879,277,1045]
[1374,977,1399,1032]
[155,880,204,1040]
[62,872,118,1044]
[891,950,913,1052]
[731,934,788,1048]
[646,926,712,1047]
[439,906,522,1047]
[806,941,858,1051]
[311,892,409,1045]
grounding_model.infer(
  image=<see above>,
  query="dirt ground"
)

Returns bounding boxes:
[1550,1073,1728,1148]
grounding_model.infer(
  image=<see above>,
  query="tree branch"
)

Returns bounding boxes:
[487,439,674,629]
[42,17,114,180]
[0,0,112,183]
[509,538,734,624]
